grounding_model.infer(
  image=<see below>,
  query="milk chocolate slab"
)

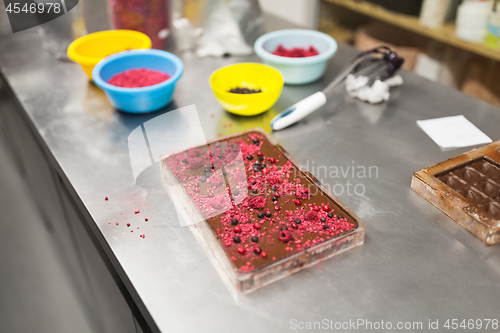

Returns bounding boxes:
[161,128,365,293]
[411,140,500,245]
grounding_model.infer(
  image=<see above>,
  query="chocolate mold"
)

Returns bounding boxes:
[411,140,500,245]
[161,128,365,293]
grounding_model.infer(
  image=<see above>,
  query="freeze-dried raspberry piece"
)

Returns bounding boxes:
[305,211,318,222]
[208,174,224,187]
[208,195,228,210]
[268,175,282,186]
[278,230,293,242]
[296,186,311,199]
[188,157,205,169]
[248,196,266,209]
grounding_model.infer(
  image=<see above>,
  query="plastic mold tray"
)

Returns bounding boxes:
[411,140,500,245]
[161,128,365,293]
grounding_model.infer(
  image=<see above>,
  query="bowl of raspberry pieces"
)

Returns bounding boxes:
[254,29,337,85]
[92,49,183,113]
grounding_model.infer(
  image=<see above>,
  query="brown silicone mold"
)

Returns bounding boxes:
[411,140,500,245]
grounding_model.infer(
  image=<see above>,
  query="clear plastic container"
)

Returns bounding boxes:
[108,0,170,49]
[161,128,365,293]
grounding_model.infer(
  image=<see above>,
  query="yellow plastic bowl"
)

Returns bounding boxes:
[67,30,152,79]
[209,63,284,116]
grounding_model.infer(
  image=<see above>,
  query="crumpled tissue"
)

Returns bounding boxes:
[346,74,403,104]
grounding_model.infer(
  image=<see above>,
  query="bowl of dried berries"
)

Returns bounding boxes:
[209,63,284,116]
[92,49,183,113]
[254,29,337,85]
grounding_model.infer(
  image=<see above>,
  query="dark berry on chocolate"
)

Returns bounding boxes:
[182,158,188,163]
[251,236,259,243]
[281,226,288,231]
[337,214,343,219]
[200,176,207,183]
[253,138,259,145]
[272,196,278,202]
[271,185,277,191]
[252,188,259,194]
[323,225,328,230]
[265,211,272,218]
[253,166,261,172]
[233,236,241,243]
[262,164,267,168]
[231,218,239,225]
[321,217,326,222]
[259,156,264,161]
[254,161,261,166]
[246,154,253,160]
[257,212,264,218]
[328,212,334,218]
[294,218,301,224]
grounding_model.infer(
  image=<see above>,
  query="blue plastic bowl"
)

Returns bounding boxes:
[92,49,183,113]
[254,29,337,85]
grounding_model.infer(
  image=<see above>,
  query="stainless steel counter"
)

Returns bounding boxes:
[2,21,500,333]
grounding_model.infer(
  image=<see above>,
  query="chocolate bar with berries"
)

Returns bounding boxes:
[161,128,365,293]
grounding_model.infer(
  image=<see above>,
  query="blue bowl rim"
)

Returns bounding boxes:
[254,29,338,65]
[92,49,184,93]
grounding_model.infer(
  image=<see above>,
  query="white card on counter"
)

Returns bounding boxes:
[417,115,492,149]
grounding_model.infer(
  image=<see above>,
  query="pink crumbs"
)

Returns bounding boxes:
[108,68,171,88]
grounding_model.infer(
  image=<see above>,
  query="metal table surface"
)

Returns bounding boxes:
[2,21,500,333]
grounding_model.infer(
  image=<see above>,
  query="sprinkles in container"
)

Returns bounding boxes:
[108,0,170,49]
